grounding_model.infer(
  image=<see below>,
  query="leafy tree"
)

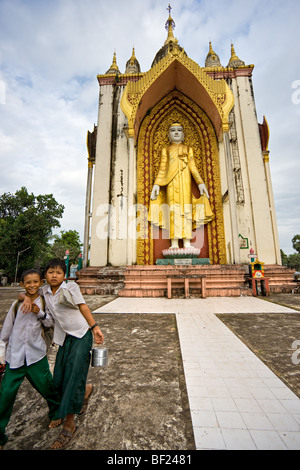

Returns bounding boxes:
[280,249,288,266]
[281,236,300,272]
[287,253,300,272]
[0,187,64,280]
[292,235,300,254]
[50,230,82,264]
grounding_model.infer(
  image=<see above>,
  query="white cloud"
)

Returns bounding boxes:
[0,0,299,257]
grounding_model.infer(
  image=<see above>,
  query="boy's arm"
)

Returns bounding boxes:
[0,304,16,348]
[18,287,43,313]
[17,292,32,314]
[0,341,5,364]
[40,310,55,328]
[78,303,104,345]
[31,303,54,327]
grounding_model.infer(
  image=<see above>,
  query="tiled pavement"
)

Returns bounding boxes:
[94,297,300,450]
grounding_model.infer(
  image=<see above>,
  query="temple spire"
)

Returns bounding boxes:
[230,43,239,62]
[205,41,222,67]
[209,42,216,60]
[228,43,245,68]
[106,51,120,75]
[125,47,141,74]
[164,4,176,45]
[130,47,137,65]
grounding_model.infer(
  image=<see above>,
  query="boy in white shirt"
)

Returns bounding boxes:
[0,269,61,449]
[20,259,104,450]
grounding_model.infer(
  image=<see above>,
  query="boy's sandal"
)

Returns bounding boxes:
[51,427,78,450]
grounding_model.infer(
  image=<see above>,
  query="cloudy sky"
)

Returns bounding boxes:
[0,0,299,257]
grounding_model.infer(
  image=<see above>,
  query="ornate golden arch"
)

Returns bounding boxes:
[137,91,226,265]
[121,46,234,140]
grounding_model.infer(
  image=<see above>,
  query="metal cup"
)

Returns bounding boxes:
[91,347,108,367]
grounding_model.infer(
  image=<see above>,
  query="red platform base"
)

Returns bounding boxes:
[76,264,295,298]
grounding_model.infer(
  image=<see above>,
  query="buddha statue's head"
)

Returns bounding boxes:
[168,122,184,143]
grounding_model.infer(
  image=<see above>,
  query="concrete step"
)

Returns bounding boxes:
[77,264,295,297]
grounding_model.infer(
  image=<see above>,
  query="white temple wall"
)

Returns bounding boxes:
[126,136,137,265]
[230,78,257,262]
[234,75,277,264]
[218,140,232,263]
[90,84,114,266]
[108,85,131,266]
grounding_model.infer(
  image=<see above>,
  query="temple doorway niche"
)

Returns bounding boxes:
[136,91,226,265]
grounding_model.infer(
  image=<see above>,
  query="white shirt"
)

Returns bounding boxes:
[41,281,89,346]
[0,296,53,369]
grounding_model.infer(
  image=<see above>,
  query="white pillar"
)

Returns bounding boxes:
[83,161,93,267]
[263,151,281,264]
[236,76,276,263]
[90,85,114,266]
[127,135,137,265]
[223,131,240,264]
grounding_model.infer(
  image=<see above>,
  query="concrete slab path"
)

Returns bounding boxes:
[94,297,300,450]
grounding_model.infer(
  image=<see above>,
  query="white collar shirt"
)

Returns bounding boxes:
[0,296,53,369]
[41,281,89,346]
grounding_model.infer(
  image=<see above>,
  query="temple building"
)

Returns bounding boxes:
[78,7,292,296]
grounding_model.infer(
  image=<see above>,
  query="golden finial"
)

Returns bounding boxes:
[130,47,136,66]
[125,47,141,74]
[229,43,239,62]
[164,4,176,45]
[106,51,120,75]
[208,41,216,60]
[111,51,119,71]
[205,41,221,67]
[228,43,245,68]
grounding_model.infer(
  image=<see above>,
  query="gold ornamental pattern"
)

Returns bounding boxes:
[121,48,234,140]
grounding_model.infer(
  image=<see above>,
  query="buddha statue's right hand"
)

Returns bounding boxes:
[151,185,160,200]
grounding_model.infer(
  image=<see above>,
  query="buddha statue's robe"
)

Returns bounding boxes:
[149,142,214,239]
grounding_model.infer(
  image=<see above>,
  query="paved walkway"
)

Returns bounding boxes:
[94,296,300,450]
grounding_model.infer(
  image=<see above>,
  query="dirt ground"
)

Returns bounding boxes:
[0,288,300,451]
[0,288,194,451]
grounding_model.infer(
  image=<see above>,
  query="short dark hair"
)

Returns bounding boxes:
[21,269,43,282]
[44,258,66,275]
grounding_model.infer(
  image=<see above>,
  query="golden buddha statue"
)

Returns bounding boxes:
[149,122,214,249]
